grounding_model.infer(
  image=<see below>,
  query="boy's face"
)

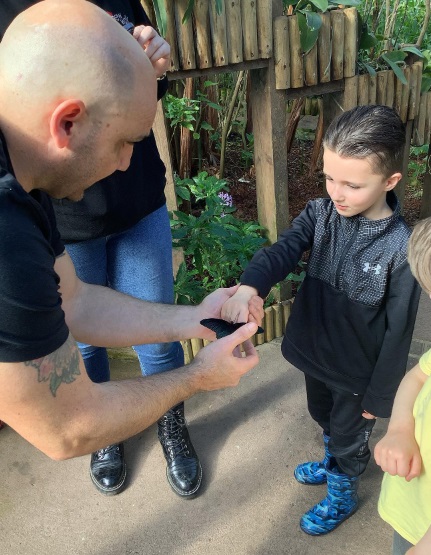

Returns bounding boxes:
[323,149,401,220]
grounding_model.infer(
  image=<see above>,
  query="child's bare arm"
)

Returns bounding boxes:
[374,364,428,481]
[406,525,431,554]
[221,285,259,324]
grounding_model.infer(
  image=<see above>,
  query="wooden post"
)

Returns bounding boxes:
[399,67,411,122]
[264,307,274,342]
[331,10,345,80]
[408,62,422,121]
[209,0,228,66]
[175,0,196,70]
[395,120,414,211]
[342,76,358,110]
[274,16,290,90]
[288,15,304,88]
[420,143,431,219]
[257,0,273,59]
[193,0,213,69]
[414,93,427,146]
[425,92,431,144]
[225,0,243,64]
[318,12,331,83]
[343,8,358,78]
[385,70,395,108]
[304,43,318,86]
[281,299,292,328]
[242,0,258,60]
[181,340,194,364]
[191,338,204,357]
[368,74,377,104]
[273,304,284,337]
[357,73,369,105]
[376,71,388,105]
[162,0,179,71]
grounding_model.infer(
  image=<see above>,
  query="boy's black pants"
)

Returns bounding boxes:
[304,374,376,477]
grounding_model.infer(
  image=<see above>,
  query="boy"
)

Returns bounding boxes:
[222,105,421,535]
[375,217,431,555]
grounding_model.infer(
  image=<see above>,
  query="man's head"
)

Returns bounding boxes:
[0,0,157,200]
[408,217,431,295]
[322,105,405,219]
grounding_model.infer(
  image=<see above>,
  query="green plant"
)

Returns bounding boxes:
[408,144,428,194]
[170,172,267,304]
[241,133,254,169]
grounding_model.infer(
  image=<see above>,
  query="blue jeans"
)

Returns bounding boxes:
[66,204,184,383]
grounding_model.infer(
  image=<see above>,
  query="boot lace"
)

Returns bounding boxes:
[159,409,189,459]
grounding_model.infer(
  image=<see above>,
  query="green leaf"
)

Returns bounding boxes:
[193,132,200,139]
[421,76,431,93]
[330,0,361,5]
[200,121,214,131]
[383,50,407,63]
[297,12,319,54]
[381,53,407,84]
[308,0,328,12]
[359,28,378,50]
[401,46,424,58]
[182,0,195,24]
[363,63,376,76]
[215,0,223,14]
[305,11,323,32]
[152,0,167,37]
[175,186,190,201]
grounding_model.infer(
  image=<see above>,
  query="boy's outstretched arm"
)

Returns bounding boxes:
[374,363,428,481]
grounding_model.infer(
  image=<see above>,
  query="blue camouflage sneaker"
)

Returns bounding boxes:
[300,457,359,535]
[294,433,331,485]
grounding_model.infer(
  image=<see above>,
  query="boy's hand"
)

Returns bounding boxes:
[133,25,170,77]
[374,430,422,481]
[221,285,259,325]
[362,410,376,419]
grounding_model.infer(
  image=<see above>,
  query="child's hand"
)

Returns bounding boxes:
[362,410,376,419]
[221,285,259,325]
[374,430,422,481]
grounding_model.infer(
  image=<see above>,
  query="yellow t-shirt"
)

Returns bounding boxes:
[378,349,431,544]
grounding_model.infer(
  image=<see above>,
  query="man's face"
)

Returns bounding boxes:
[323,148,393,220]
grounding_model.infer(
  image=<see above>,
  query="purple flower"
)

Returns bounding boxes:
[218,192,233,207]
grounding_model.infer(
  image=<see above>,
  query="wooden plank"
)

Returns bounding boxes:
[225,0,243,64]
[318,12,331,83]
[257,0,273,59]
[408,62,422,121]
[414,93,427,146]
[242,0,259,60]
[304,42,318,86]
[343,75,358,110]
[425,92,431,145]
[274,16,290,90]
[395,119,414,211]
[264,307,274,342]
[273,304,284,337]
[191,337,204,357]
[368,74,377,104]
[357,73,369,105]
[167,59,269,81]
[331,10,345,80]
[193,0,213,69]
[209,0,228,66]
[385,70,395,108]
[285,80,344,99]
[343,8,358,78]
[400,66,411,123]
[161,0,179,71]
[420,143,431,219]
[174,0,196,70]
[281,300,292,328]
[181,340,194,364]
[376,71,388,105]
[288,15,304,88]
[394,70,404,118]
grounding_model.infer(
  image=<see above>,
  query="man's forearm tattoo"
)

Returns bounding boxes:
[24,334,81,397]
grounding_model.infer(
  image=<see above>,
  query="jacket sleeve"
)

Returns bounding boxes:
[362,261,421,418]
[240,200,318,298]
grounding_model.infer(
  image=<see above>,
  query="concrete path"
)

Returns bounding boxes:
[1,294,430,555]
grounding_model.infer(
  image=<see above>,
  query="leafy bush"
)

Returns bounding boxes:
[170,172,267,304]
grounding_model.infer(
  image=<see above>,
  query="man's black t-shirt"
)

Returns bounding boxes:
[0,0,168,243]
[0,135,69,362]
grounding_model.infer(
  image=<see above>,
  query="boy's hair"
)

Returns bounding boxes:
[323,105,405,177]
[408,217,431,294]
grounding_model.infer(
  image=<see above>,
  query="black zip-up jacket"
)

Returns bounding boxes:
[241,192,420,418]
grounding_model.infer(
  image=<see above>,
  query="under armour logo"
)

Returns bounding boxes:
[363,262,381,275]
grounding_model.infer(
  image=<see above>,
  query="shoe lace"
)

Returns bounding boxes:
[159,409,189,458]
[95,444,120,460]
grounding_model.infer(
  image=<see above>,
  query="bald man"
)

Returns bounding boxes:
[0,0,261,480]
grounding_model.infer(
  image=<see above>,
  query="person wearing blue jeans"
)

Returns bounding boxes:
[0,0,202,498]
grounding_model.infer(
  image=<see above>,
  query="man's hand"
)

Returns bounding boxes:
[374,430,422,481]
[133,25,170,77]
[221,284,260,326]
[197,285,263,340]
[190,322,259,390]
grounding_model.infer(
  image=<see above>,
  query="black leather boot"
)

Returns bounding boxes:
[158,403,202,498]
[89,443,127,496]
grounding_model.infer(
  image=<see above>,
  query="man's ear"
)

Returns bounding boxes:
[49,100,86,148]
[384,172,402,191]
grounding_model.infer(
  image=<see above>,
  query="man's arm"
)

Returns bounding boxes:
[56,252,262,346]
[0,323,258,460]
